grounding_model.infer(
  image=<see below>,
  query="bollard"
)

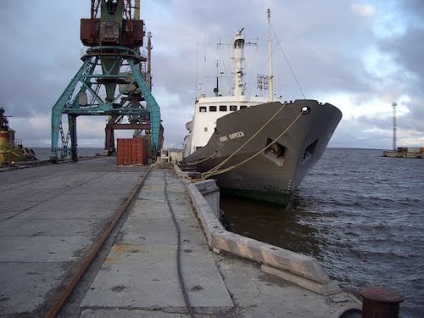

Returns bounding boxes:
[359,287,404,318]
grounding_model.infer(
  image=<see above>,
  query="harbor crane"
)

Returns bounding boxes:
[51,0,163,161]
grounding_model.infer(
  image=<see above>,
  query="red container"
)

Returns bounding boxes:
[117,138,148,166]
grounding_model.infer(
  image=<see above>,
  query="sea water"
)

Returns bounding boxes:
[31,147,104,161]
[221,148,424,318]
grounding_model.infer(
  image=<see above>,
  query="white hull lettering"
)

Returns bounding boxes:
[229,131,244,139]
[219,131,245,143]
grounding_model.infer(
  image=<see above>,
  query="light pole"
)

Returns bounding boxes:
[392,102,397,151]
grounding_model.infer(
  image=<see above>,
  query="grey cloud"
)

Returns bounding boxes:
[1,0,422,149]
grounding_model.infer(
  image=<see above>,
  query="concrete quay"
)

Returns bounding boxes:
[64,166,359,317]
[0,157,360,317]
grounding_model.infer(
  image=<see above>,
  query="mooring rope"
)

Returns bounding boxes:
[202,109,303,179]
[201,102,287,179]
[185,151,217,165]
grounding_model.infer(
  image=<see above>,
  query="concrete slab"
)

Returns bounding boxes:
[0,217,108,236]
[81,244,188,308]
[80,309,190,318]
[131,199,175,218]
[119,209,205,247]
[118,217,179,245]
[262,264,342,296]
[132,198,195,219]
[212,252,360,318]
[14,198,121,219]
[0,200,42,213]
[81,243,233,310]
[0,262,67,315]
[0,235,92,262]
[1,188,66,202]
[0,211,21,221]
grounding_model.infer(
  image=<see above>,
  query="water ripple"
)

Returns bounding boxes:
[221,148,424,318]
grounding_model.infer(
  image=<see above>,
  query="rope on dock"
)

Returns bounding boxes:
[163,170,196,318]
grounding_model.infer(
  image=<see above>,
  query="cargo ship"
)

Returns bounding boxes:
[0,107,37,166]
[182,21,342,206]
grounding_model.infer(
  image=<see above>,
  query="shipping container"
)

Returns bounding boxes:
[117,138,148,166]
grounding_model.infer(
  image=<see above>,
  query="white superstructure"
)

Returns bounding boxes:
[184,30,268,157]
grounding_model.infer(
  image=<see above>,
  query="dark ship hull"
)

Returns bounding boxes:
[183,100,342,206]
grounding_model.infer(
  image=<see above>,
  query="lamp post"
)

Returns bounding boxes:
[392,102,397,151]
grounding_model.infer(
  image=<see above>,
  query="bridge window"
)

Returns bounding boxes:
[199,106,207,112]
[219,105,227,111]
[240,105,247,109]
[230,105,237,111]
[209,106,217,112]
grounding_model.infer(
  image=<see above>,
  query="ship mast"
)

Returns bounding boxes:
[232,28,245,97]
[267,9,274,102]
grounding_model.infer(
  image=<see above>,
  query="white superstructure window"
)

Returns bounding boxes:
[209,106,217,112]
[240,105,247,109]
[199,106,207,112]
[230,105,237,111]
[219,105,227,111]
[204,127,208,132]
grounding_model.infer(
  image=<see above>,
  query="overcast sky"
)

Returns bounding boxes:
[1,0,423,150]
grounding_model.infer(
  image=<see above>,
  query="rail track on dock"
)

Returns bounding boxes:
[46,166,153,318]
[47,166,197,318]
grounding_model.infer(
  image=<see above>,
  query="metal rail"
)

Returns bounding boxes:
[46,167,152,318]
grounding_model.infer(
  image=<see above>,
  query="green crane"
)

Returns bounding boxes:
[51,0,162,161]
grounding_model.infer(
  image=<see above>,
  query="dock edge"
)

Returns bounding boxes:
[174,164,342,296]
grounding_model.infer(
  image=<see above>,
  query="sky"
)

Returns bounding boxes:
[0,0,423,150]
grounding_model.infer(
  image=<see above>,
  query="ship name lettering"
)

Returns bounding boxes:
[219,131,244,143]
[229,131,244,139]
